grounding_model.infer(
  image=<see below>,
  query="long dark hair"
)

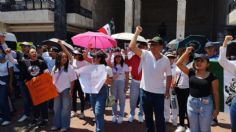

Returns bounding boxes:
[54,52,69,73]
[92,51,107,66]
[114,55,124,71]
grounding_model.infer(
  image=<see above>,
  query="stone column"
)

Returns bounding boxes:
[176,0,187,39]
[125,0,133,32]
[54,0,67,40]
[0,22,7,32]
[134,0,141,27]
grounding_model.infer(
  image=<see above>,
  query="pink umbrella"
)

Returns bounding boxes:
[71,31,117,49]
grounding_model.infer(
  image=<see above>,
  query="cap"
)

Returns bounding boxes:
[205,42,214,48]
[165,51,176,58]
[20,41,31,46]
[148,36,164,44]
[0,32,6,36]
[193,53,209,61]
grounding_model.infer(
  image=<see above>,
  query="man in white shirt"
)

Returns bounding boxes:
[129,26,172,132]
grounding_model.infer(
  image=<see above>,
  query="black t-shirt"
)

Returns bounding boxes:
[20,59,48,81]
[188,69,217,98]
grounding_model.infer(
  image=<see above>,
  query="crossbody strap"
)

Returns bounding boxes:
[176,72,182,86]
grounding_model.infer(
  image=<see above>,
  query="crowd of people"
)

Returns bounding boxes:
[0,27,235,132]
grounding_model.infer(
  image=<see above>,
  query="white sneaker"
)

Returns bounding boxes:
[60,128,68,132]
[117,117,123,124]
[128,115,134,122]
[1,121,11,126]
[50,126,58,131]
[138,115,144,123]
[18,115,28,122]
[175,126,186,132]
[70,111,77,118]
[171,119,178,127]
[185,127,191,132]
[112,116,117,123]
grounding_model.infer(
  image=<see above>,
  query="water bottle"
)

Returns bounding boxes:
[171,90,178,109]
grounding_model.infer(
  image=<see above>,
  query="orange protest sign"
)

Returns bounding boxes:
[26,73,58,106]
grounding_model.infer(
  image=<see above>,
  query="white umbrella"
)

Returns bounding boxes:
[5,32,17,42]
[111,32,147,43]
[167,38,183,51]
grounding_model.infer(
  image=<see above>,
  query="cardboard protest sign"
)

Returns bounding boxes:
[26,73,58,106]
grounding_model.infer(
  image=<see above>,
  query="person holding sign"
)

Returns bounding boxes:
[176,47,220,132]
[80,50,113,132]
[71,49,89,119]
[218,35,236,132]
[6,47,50,127]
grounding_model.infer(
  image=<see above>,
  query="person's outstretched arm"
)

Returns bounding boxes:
[58,40,72,61]
[129,26,143,57]
[176,47,193,75]
[218,35,236,76]
[212,79,220,119]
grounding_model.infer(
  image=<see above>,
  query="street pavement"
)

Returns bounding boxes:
[0,93,231,132]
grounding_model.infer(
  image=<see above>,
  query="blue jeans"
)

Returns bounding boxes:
[139,88,144,116]
[141,89,165,132]
[20,82,32,116]
[0,76,11,121]
[230,96,236,132]
[187,95,213,132]
[53,88,71,129]
[130,80,143,116]
[111,80,126,117]
[90,85,108,132]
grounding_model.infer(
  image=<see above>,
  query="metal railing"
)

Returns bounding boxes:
[0,0,92,18]
[0,0,54,11]
[79,6,92,19]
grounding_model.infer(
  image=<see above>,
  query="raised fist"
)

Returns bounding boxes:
[224,35,233,42]
[185,46,194,54]
[135,26,143,34]
[4,48,11,54]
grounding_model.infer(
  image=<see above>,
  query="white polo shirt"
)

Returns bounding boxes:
[140,50,172,94]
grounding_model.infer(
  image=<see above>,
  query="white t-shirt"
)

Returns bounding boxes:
[0,61,13,76]
[140,50,172,94]
[72,59,89,69]
[0,61,13,85]
[51,65,77,93]
[175,67,189,89]
[106,66,113,77]
[164,64,177,86]
[112,63,129,80]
